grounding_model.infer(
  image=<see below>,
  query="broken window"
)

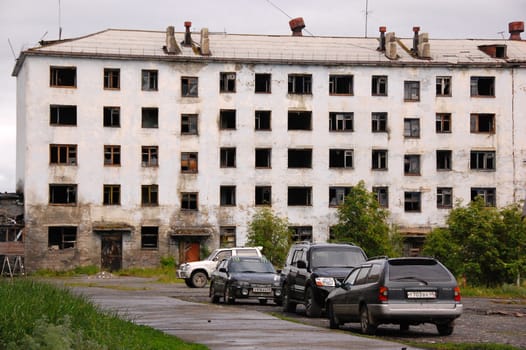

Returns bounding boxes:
[219,109,236,129]
[255,148,271,168]
[141,226,158,249]
[181,152,198,173]
[104,68,120,90]
[404,118,420,138]
[329,149,353,168]
[288,187,312,206]
[436,113,451,133]
[50,144,77,165]
[50,66,76,87]
[437,187,453,209]
[329,112,353,132]
[371,112,387,132]
[255,186,272,206]
[181,76,198,97]
[436,150,452,171]
[372,75,387,96]
[104,145,120,166]
[288,149,312,168]
[220,72,236,92]
[220,147,236,168]
[288,111,312,130]
[141,184,158,206]
[255,110,271,130]
[220,226,236,248]
[290,226,312,242]
[471,187,496,206]
[48,226,76,249]
[372,149,388,170]
[404,192,421,212]
[103,106,120,127]
[142,108,159,128]
[255,73,271,93]
[220,186,236,206]
[372,186,389,208]
[329,186,352,207]
[404,81,420,101]
[142,146,158,167]
[329,75,353,95]
[288,74,312,94]
[181,114,198,135]
[470,76,495,97]
[470,113,495,133]
[49,184,77,205]
[181,192,198,210]
[141,70,158,91]
[470,150,496,170]
[50,105,77,126]
[436,76,451,96]
[404,154,421,175]
[103,184,120,205]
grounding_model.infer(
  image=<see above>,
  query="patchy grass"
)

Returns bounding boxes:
[461,284,526,299]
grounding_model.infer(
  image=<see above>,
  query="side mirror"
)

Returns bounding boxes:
[297,260,307,269]
[334,279,342,288]
[219,267,227,273]
[341,282,351,291]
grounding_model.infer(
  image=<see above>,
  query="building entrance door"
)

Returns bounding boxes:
[101,233,122,271]
[180,241,200,263]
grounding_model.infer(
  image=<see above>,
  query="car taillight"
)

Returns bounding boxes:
[378,286,388,302]
[454,286,461,302]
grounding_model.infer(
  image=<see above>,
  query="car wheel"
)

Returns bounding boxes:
[184,278,194,288]
[436,321,455,336]
[209,283,220,304]
[191,271,207,288]
[360,305,377,335]
[327,302,340,329]
[305,287,322,318]
[282,285,297,313]
[224,285,235,304]
[259,299,268,305]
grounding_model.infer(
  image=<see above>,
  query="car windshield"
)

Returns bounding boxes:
[230,260,276,273]
[311,248,365,268]
[388,259,452,282]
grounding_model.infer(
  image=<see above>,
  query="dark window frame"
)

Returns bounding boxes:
[436,150,452,171]
[288,148,313,168]
[103,184,121,205]
[288,74,312,94]
[404,191,421,212]
[104,68,120,90]
[141,226,159,249]
[404,118,420,138]
[181,152,198,173]
[255,186,272,206]
[372,149,388,170]
[219,109,236,130]
[255,73,271,93]
[220,185,236,206]
[288,111,312,130]
[470,76,495,97]
[372,75,388,96]
[404,81,420,101]
[181,192,198,210]
[471,187,496,206]
[371,112,388,132]
[49,184,77,205]
[329,74,354,95]
[104,145,121,166]
[436,76,452,96]
[181,76,198,97]
[220,72,236,92]
[141,146,159,167]
[103,106,120,127]
[329,112,354,132]
[404,154,421,175]
[48,226,77,249]
[181,114,198,135]
[141,69,158,91]
[470,150,496,170]
[373,186,389,208]
[141,107,159,128]
[50,66,76,87]
[437,187,453,209]
[436,113,452,133]
[255,110,271,130]
[329,186,352,207]
[50,105,77,126]
[220,147,236,168]
[287,187,313,206]
[470,113,495,133]
[255,148,271,168]
[50,144,77,165]
[329,149,353,169]
[141,184,159,206]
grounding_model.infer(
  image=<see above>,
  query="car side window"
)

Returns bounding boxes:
[354,266,371,285]
[366,264,382,283]
[236,249,257,256]
[344,268,360,285]
[291,249,304,266]
[215,250,232,262]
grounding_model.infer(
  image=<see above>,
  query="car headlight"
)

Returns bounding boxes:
[180,264,189,271]
[315,277,336,287]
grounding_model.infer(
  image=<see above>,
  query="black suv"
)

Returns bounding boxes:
[280,242,367,317]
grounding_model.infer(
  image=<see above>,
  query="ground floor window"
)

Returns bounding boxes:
[48,226,77,249]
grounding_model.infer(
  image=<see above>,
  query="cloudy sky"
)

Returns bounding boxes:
[0,0,524,192]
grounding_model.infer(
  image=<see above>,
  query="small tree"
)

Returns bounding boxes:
[246,208,292,267]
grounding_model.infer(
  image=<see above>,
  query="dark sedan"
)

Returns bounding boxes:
[209,256,282,305]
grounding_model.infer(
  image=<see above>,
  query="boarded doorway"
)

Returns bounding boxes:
[101,234,122,271]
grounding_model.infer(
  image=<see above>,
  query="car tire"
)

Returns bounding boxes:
[436,321,455,336]
[360,305,377,335]
[209,283,220,304]
[282,285,297,313]
[224,285,235,304]
[184,278,194,288]
[191,271,207,288]
[327,302,340,329]
[305,287,322,318]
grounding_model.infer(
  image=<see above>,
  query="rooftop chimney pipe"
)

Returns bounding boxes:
[379,26,387,51]
[509,21,524,40]
[289,17,305,36]
[183,21,192,46]
[412,26,420,53]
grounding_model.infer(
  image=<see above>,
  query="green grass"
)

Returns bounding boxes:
[0,279,207,350]
[461,284,526,299]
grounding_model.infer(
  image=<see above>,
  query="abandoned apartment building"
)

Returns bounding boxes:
[11,19,526,271]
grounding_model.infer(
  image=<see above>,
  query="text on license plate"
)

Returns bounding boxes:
[407,291,436,299]
[252,287,272,293]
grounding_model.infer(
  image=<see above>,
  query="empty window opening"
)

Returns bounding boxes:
[220,109,236,129]
[373,186,389,208]
[437,187,453,209]
[288,149,312,168]
[288,74,312,94]
[471,187,496,206]
[470,150,495,170]
[371,112,387,132]
[372,149,388,170]
[288,187,312,206]
[220,72,236,92]
[471,76,495,97]
[220,147,236,168]
[48,226,76,249]
[50,144,77,165]
[288,111,312,130]
[220,226,236,248]
[142,146,158,167]
[290,226,312,242]
[220,186,236,206]
[479,45,507,58]
[255,110,271,130]
[103,106,120,127]
[436,150,452,170]
[103,184,121,205]
[49,184,77,204]
[104,68,120,89]
[255,186,272,205]
[404,192,421,212]
[329,112,353,132]
[141,184,158,206]
[329,75,353,95]
[404,81,420,101]
[436,113,451,133]
[329,186,352,207]
[50,66,76,87]
[181,114,198,135]
[436,76,451,96]
[329,149,353,168]
[372,75,387,96]
[470,113,495,133]
[255,73,271,93]
[142,108,159,128]
[404,155,421,175]
[255,148,271,168]
[181,76,198,97]
[50,105,77,125]
[181,192,198,210]
[141,226,159,249]
[404,118,420,138]
[142,70,158,91]
[104,145,121,166]
[181,152,198,173]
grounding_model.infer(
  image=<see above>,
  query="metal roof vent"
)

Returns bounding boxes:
[289,17,305,36]
[509,21,524,40]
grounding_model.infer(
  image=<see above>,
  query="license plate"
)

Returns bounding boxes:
[407,291,436,299]
[252,287,272,293]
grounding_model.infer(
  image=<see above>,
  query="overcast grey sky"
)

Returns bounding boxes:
[0,0,524,192]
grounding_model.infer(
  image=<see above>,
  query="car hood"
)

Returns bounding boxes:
[312,267,353,279]
[230,272,279,284]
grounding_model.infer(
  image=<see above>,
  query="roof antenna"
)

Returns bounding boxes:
[364,0,369,38]
[7,39,16,60]
[58,0,62,40]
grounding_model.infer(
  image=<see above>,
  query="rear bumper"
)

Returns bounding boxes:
[368,303,463,323]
